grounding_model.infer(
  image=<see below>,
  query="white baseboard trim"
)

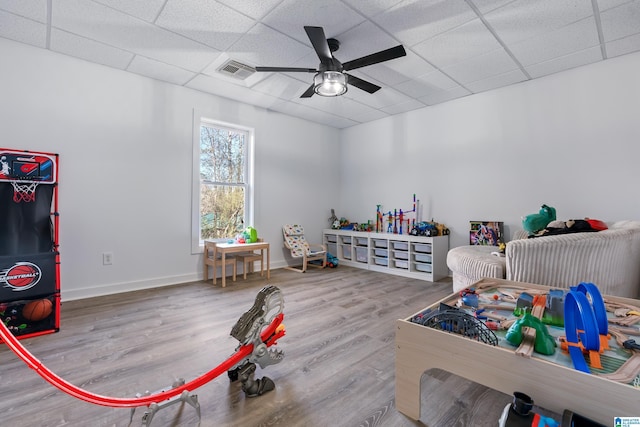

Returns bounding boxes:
[61,264,289,302]
[61,273,200,302]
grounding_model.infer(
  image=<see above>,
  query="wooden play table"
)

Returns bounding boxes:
[395,278,640,425]
[204,240,270,288]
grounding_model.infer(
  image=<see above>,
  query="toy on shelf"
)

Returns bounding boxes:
[328,208,339,229]
[378,194,419,235]
[410,220,449,237]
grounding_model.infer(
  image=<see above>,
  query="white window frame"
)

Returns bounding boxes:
[191,111,254,253]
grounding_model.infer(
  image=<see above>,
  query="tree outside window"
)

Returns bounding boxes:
[199,123,250,241]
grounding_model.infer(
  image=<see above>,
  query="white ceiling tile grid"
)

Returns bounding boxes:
[0,0,639,128]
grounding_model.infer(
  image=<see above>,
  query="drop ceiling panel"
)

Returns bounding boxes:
[413,18,503,69]
[53,0,221,72]
[596,0,636,12]
[509,16,601,66]
[292,93,382,122]
[262,0,365,46]
[443,48,519,84]
[372,0,477,47]
[344,85,415,110]
[484,0,595,45]
[156,0,255,51]
[268,100,358,128]
[606,32,640,58]
[217,0,283,20]
[464,68,527,93]
[331,21,401,63]
[50,28,134,69]
[228,23,311,68]
[469,0,518,14]
[0,0,47,22]
[0,9,46,48]
[418,85,471,105]
[381,98,427,115]
[251,74,311,100]
[1,0,640,129]
[525,46,603,78]
[91,0,167,23]
[358,51,436,87]
[341,0,405,18]
[599,1,640,42]
[394,69,460,98]
[127,55,196,85]
[187,74,283,109]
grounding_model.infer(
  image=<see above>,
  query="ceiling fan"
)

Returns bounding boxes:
[255,26,406,98]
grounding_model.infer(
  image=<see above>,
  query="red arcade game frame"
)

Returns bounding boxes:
[0,148,60,341]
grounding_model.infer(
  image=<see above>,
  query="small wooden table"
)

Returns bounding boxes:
[204,241,270,288]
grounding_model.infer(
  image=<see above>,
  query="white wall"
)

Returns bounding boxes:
[340,51,640,248]
[4,37,640,300]
[0,38,341,300]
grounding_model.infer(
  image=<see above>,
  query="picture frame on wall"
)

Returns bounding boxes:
[469,221,504,246]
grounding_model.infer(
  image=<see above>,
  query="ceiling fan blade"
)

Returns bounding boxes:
[345,73,381,94]
[255,66,317,73]
[304,26,333,66]
[342,45,406,71]
[300,84,316,98]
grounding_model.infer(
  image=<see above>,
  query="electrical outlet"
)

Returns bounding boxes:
[103,252,113,265]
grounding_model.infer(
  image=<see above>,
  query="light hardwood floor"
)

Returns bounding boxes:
[0,266,515,427]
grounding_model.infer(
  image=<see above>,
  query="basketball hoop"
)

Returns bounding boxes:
[12,181,39,203]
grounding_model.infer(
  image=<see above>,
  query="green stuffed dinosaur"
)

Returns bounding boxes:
[522,204,556,235]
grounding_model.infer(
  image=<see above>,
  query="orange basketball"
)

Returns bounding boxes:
[22,299,53,321]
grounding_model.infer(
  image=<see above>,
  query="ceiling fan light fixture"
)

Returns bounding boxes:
[313,71,347,97]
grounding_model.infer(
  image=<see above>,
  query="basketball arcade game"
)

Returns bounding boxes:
[0,148,60,340]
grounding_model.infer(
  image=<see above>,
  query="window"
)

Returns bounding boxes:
[192,115,253,252]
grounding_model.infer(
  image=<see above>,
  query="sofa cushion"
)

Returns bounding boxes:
[447,246,506,293]
[506,227,640,298]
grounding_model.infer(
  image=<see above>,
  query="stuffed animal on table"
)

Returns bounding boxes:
[522,204,556,235]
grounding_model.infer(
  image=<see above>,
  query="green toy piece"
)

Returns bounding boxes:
[245,226,258,243]
[505,313,556,355]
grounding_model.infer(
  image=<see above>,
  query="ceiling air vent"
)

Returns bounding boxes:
[217,60,256,80]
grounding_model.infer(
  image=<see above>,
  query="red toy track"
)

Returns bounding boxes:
[0,313,284,408]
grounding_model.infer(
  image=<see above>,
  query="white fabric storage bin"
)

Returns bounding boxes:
[394,250,409,260]
[415,263,432,273]
[414,243,432,253]
[374,248,388,257]
[394,260,409,269]
[414,253,432,263]
[373,239,388,248]
[392,241,408,250]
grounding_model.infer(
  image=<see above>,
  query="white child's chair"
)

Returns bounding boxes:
[282,224,327,273]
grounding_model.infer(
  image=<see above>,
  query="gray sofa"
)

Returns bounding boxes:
[447,221,640,298]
